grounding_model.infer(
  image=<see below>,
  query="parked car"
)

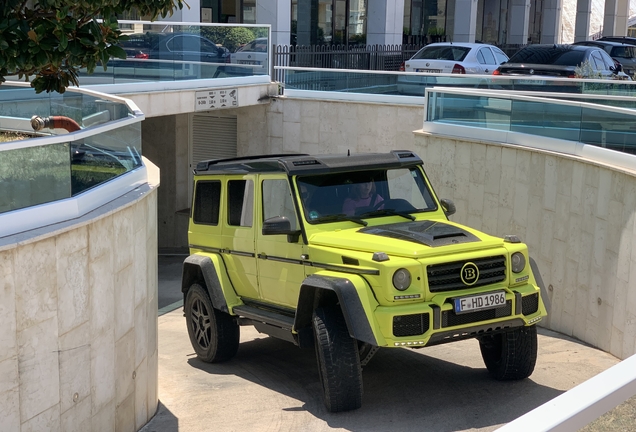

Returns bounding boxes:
[573,40,636,76]
[403,42,509,75]
[229,37,269,75]
[598,36,636,45]
[117,32,229,64]
[494,44,630,79]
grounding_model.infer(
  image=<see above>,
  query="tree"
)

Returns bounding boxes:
[0,0,185,93]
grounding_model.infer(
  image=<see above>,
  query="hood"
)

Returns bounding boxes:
[309,220,504,258]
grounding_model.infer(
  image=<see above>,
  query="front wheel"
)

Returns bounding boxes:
[478,325,537,380]
[184,283,240,363]
[313,306,363,412]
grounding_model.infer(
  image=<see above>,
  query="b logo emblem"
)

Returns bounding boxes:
[460,262,479,286]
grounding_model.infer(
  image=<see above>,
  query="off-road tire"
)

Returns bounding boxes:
[313,306,363,412]
[479,325,537,380]
[185,283,239,363]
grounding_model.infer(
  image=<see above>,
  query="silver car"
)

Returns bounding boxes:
[404,42,509,75]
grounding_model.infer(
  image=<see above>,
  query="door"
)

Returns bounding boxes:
[256,175,307,308]
[222,176,259,300]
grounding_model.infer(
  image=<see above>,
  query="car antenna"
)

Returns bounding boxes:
[347,149,350,156]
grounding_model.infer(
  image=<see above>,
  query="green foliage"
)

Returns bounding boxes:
[0,0,185,93]
[574,60,603,79]
[199,26,266,52]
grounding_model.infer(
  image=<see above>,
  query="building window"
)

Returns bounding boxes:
[292,0,367,45]
[403,0,447,43]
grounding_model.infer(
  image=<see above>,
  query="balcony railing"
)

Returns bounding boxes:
[0,82,146,237]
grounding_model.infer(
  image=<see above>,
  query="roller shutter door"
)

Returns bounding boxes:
[190,113,237,167]
[189,113,237,199]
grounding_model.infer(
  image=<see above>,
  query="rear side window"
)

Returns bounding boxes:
[493,47,509,64]
[412,45,471,61]
[228,180,254,227]
[479,48,496,65]
[193,181,221,225]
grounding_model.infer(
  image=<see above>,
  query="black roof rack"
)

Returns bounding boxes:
[194,151,423,175]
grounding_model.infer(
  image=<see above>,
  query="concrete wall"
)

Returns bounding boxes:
[234,97,635,360]
[238,98,424,156]
[143,115,190,253]
[0,182,159,431]
[413,132,636,361]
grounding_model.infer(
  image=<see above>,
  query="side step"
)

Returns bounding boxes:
[233,305,295,330]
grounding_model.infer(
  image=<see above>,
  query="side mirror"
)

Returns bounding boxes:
[440,198,456,217]
[262,216,301,242]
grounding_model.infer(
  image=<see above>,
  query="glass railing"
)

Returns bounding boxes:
[5,22,271,89]
[280,67,636,103]
[0,83,144,214]
[425,88,636,155]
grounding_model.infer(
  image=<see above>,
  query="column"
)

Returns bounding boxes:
[367,0,405,45]
[452,0,478,43]
[257,0,291,46]
[574,0,592,41]
[540,0,562,43]
[603,0,630,37]
[507,0,531,44]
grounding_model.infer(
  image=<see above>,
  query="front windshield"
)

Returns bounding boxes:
[296,167,438,223]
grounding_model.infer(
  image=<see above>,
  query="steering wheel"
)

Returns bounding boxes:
[370,199,385,211]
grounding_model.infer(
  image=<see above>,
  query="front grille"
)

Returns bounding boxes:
[427,255,506,293]
[393,313,430,337]
[522,293,539,315]
[442,300,512,327]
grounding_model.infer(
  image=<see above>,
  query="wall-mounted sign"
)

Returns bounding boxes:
[195,88,238,111]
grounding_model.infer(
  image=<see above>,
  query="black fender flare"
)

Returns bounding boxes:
[181,254,229,313]
[294,274,378,346]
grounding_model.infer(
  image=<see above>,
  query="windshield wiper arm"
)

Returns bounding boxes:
[313,214,368,226]
[358,209,416,221]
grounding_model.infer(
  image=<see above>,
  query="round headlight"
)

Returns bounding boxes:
[392,268,411,291]
[511,252,526,273]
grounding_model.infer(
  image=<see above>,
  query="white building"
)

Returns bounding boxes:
[165,0,636,46]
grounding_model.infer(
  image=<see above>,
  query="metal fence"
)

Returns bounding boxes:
[273,44,424,82]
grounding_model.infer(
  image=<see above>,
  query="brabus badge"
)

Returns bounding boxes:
[460,262,479,286]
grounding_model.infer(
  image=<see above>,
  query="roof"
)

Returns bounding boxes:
[194,151,423,176]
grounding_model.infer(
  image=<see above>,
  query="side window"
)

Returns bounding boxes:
[262,179,298,228]
[591,51,607,70]
[228,180,254,227]
[493,47,509,64]
[193,181,221,225]
[166,36,183,52]
[476,50,486,64]
[480,48,496,65]
[599,50,616,68]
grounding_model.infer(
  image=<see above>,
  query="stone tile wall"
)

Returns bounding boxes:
[414,131,636,361]
[0,187,158,431]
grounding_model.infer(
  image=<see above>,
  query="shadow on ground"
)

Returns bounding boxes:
[187,331,563,432]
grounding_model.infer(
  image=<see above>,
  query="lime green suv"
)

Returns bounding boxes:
[182,151,547,412]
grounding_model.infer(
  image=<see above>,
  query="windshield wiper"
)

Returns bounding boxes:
[358,209,416,221]
[312,214,368,226]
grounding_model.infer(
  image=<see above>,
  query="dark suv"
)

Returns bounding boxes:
[494,44,628,79]
[574,40,636,76]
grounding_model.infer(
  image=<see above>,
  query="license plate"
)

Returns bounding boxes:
[454,291,506,314]
[517,79,546,86]
[416,68,441,73]
[238,60,260,65]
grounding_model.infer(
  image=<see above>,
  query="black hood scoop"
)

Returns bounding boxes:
[359,221,480,247]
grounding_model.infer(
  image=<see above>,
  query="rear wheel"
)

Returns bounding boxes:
[478,325,537,380]
[185,283,239,363]
[313,306,363,412]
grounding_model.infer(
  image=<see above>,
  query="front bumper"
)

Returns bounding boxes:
[373,284,546,347]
